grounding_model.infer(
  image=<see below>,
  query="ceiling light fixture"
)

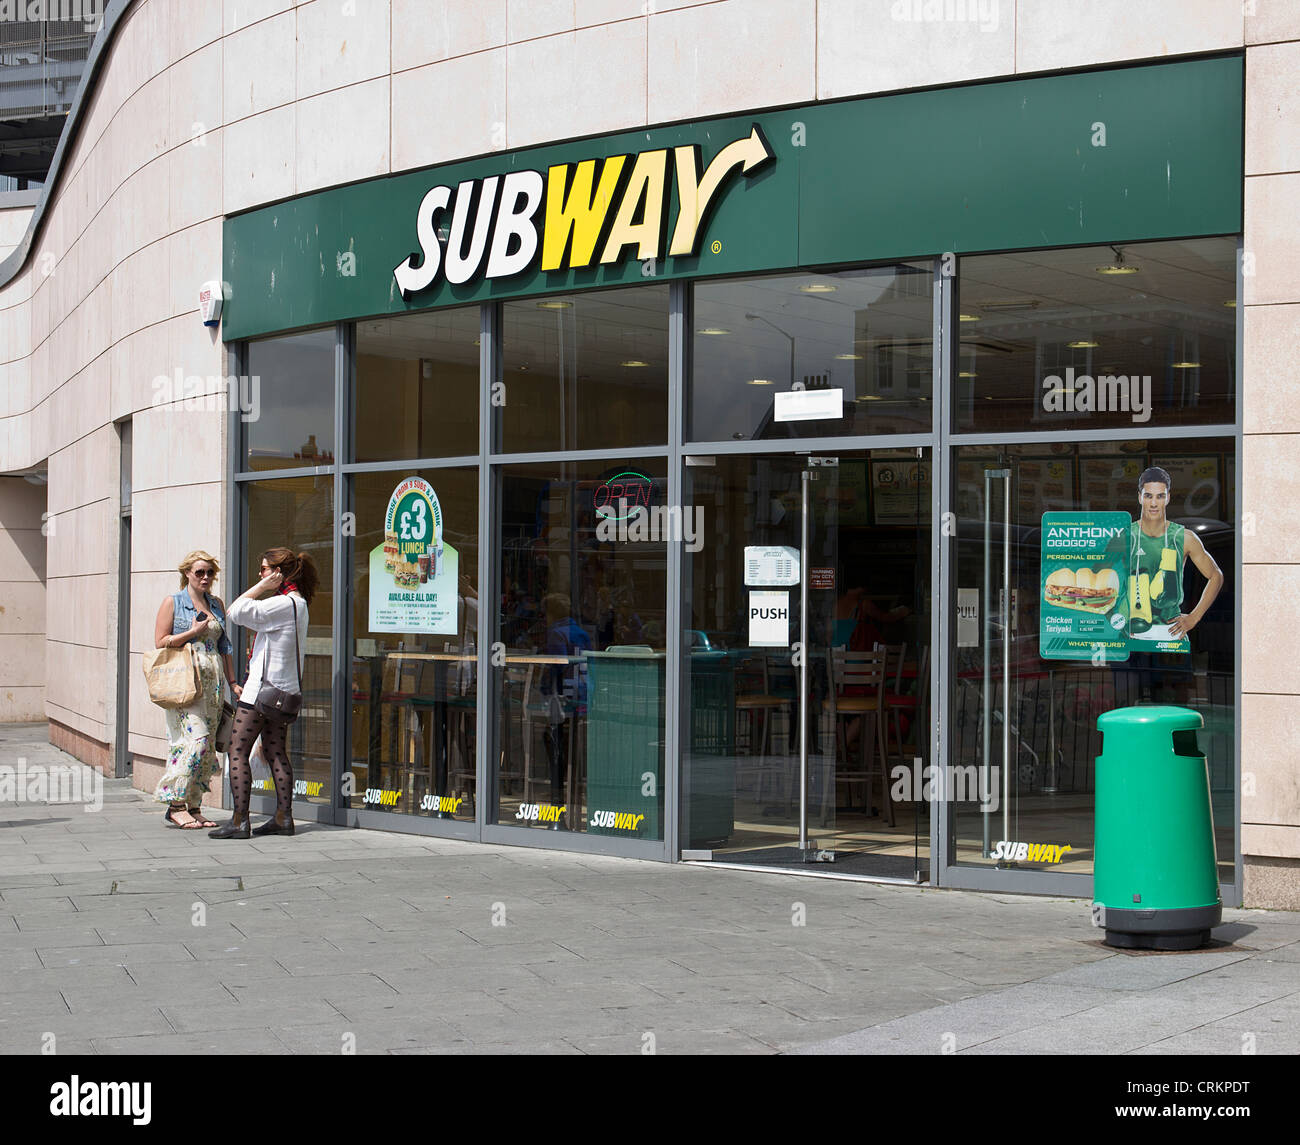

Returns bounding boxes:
[1067,340,1099,349]
[797,283,837,293]
[959,313,981,322]
[696,327,731,335]
[747,378,774,386]
[536,299,574,310]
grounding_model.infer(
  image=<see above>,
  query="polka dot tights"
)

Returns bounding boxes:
[228,703,294,821]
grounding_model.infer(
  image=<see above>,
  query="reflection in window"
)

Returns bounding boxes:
[955,238,1236,433]
[245,329,336,471]
[245,476,335,806]
[499,286,669,453]
[349,468,479,821]
[948,439,1235,881]
[495,461,667,838]
[690,265,933,442]
[355,308,480,462]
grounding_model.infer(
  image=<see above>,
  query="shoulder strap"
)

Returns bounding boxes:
[290,597,302,694]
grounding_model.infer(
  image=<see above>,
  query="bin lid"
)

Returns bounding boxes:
[1097,705,1203,731]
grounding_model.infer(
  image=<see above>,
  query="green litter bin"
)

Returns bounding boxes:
[1094,706,1221,950]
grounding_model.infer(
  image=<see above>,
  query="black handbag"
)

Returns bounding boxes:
[214,699,237,752]
[253,598,303,722]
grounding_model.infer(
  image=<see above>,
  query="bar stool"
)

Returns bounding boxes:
[733,653,792,807]
[825,648,893,826]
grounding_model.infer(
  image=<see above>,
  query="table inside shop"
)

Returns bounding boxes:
[502,654,584,822]
[373,651,475,808]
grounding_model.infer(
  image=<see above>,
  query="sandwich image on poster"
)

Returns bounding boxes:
[368,476,458,635]
[1044,566,1122,615]
[1039,511,1130,662]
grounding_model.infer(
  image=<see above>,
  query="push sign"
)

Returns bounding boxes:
[749,590,789,648]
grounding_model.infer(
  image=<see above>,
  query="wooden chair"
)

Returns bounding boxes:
[824,648,893,826]
[873,641,907,767]
[733,653,793,806]
[398,657,438,813]
[443,644,477,805]
[498,660,531,797]
[884,645,929,771]
[379,649,422,799]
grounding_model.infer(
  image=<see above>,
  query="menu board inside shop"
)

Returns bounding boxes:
[1150,455,1223,521]
[870,459,931,525]
[954,457,1000,521]
[1079,456,1144,512]
[1017,457,1074,521]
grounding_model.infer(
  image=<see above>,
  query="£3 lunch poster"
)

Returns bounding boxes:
[368,476,459,634]
[1039,512,1131,661]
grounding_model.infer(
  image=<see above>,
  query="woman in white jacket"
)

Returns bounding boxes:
[209,547,317,840]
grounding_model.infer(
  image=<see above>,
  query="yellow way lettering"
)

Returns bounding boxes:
[542,156,627,271]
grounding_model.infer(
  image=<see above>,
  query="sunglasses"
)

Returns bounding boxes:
[192,569,215,579]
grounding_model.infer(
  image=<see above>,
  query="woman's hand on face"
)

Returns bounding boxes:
[260,570,284,594]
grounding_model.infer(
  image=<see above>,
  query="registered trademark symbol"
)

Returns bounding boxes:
[710,240,722,255]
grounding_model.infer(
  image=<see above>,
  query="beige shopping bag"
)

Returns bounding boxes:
[142,645,200,709]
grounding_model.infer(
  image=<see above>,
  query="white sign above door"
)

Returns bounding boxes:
[774,388,844,422]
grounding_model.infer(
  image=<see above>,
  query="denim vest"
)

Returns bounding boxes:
[172,591,232,655]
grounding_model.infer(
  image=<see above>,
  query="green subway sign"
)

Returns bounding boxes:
[223,55,1242,341]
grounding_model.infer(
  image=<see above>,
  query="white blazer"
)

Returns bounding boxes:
[227,592,308,705]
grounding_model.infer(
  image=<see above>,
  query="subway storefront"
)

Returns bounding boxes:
[222,55,1242,899]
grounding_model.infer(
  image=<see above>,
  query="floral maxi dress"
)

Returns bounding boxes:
[154,620,227,807]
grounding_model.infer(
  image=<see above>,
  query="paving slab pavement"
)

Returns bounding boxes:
[1,722,1298,1056]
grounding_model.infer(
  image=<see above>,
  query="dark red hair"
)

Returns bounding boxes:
[261,547,319,606]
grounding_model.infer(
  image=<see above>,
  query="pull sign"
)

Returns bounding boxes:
[957,588,979,647]
[749,590,790,648]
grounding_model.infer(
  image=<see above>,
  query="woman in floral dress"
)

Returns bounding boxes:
[152,550,241,828]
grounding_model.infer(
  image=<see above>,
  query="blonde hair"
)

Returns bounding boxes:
[178,550,220,589]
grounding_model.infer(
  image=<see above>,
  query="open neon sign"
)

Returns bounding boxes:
[593,470,657,521]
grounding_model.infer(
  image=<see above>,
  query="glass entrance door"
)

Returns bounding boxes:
[683,449,930,878]
[948,444,1237,887]
[950,452,1098,880]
